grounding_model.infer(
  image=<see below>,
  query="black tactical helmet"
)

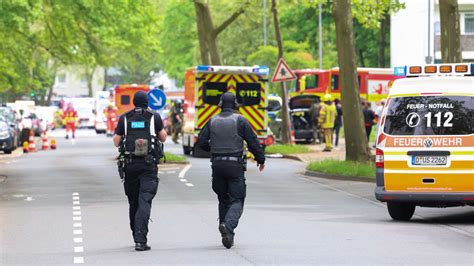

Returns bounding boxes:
[133,91,148,108]
[218,92,239,109]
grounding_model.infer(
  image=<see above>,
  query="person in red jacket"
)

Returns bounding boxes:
[63,103,78,139]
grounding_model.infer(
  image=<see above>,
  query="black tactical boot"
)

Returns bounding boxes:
[135,243,151,251]
[219,223,234,249]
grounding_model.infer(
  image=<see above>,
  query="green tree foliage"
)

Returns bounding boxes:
[160,0,198,85]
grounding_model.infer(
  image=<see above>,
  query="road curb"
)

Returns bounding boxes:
[304,170,374,183]
[266,153,304,162]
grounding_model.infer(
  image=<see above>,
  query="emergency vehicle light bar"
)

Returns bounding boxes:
[394,63,474,77]
[196,65,269,75]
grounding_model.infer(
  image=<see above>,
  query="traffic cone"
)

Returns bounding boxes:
[41,131,49,150]
[23,141,29,153]
[50,138,57,150]
[28,130,36,152]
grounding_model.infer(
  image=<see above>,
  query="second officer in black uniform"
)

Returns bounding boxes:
[197,92,265,249]
[113,91,167,251]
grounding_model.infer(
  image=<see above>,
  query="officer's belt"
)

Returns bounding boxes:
[212,156,243,163]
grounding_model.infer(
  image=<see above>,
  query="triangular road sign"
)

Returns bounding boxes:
[271,58,296,82]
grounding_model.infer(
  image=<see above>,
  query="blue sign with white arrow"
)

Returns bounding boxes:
[147,89,167,110]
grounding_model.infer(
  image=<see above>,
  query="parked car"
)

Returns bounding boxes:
[269,94,320,143]
[0,117,18,154]
[0,107,21,146]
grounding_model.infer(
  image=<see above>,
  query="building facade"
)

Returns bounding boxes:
[52,66,105,99]
[391,0,474,66]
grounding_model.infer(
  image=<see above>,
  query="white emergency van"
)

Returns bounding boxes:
[375,64,473,221]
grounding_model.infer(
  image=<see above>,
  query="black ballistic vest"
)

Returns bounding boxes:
[123,108,155,155]
[210,113,244,154]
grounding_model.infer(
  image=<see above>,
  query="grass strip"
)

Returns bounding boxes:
[162,152,188,163]
[265,144,311,155]
[307,159,375,178]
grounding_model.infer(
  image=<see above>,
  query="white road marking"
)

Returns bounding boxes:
[178,164,192,178]
[72,193,85,263]
[179,179,187,182]
[24,197,34,201]
[12,194,25,198]
[185,183,194,187]
[73,257,84,264]
[158,171,164,174]
[166,171,176,174]
[161,167,180,170]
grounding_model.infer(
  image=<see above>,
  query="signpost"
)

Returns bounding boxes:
[271,58,296,144]
[147,89,167,110]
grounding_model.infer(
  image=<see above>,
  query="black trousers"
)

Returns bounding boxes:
[211,161,246,235]
[333,125,341,147]
[124,161,159,244]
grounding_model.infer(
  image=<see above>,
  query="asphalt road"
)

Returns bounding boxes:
[0,129,473,265]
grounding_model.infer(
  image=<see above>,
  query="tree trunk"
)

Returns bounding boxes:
[194,0,246,65]
[271,0,291,145]
[358,49,366,67]
[439,0,462,63]
[333,0,370,162]
[86,66,96,97]
[378,13,390,68]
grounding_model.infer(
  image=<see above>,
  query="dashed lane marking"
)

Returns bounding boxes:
[179,179,187,182]
[185,183,194,187]
[72,192,84,264]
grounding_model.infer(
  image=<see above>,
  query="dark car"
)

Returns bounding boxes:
[269,94,320,143]
[0,117,18,154]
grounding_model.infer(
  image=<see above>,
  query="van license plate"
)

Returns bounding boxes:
[412,156,447,166]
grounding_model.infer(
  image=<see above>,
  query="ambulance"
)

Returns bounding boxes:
[114,84,150,116]
[375,63,474,221]
[182,65,274,156]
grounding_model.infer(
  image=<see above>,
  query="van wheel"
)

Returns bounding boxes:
[4,149,12,154]
[183,146,192,155]
[387,202,416,221]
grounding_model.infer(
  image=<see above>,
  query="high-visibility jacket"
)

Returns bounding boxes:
[318,102,337,129]
[63,109,78,124]
[104,108,117,121]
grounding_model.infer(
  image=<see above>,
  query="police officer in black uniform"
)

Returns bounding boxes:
[113,91,167,251]
[197,92,265,249]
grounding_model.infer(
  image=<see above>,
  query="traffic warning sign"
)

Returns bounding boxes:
[271,58,296,82]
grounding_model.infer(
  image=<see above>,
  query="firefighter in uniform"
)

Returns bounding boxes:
[318,94,337,152]
[197,92,265,249]
[113,91,167,251]
[63,103,78,139]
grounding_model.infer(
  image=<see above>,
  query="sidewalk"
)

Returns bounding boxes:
[294,140,346,163]
[291,139,375,163]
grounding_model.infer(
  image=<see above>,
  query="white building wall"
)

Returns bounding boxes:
[391,0,435,66]
[53,66,104,99]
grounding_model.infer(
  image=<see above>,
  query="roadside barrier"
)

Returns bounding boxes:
[28,130,36,152]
